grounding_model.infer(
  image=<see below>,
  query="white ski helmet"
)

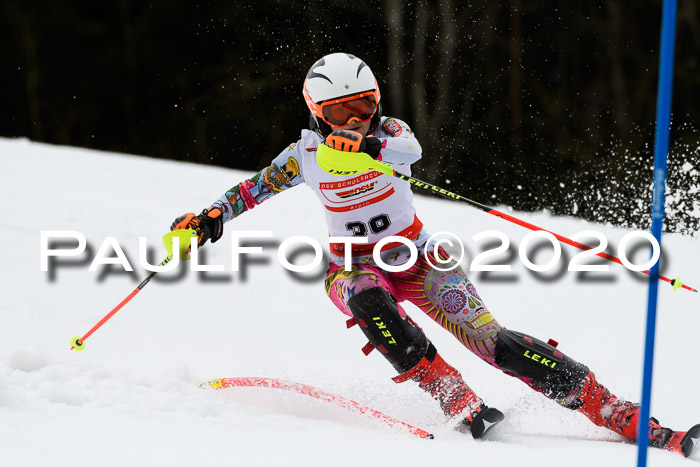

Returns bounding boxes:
[303,53,381,135]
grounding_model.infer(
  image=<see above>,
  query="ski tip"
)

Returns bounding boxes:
[469,407,505,440]
[199,378,224,390]
[680,424,700,458]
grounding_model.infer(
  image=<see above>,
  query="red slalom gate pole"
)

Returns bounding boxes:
[201,377,434,439]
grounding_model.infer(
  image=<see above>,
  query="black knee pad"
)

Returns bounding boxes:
[494,329,589,400]
[347,287,430,373]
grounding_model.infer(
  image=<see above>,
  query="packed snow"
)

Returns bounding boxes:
[1,138,697,466]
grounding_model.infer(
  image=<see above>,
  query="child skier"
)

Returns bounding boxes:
[171,52,698,454]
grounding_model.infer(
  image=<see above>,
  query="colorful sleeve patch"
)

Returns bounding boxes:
[271,141,306,184]
[280,156,301,181]
[211,140,307,224]
[218,164,295,222]
[382,119,403,137]
[249,164,293,198]
[222,186,247,218]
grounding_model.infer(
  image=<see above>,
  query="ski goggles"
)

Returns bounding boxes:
[318,91,378,127]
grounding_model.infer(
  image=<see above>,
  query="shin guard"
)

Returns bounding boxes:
[347,287,484,420]
[494,329,589,401]
[347,287,429,373]
[494,330,665,442]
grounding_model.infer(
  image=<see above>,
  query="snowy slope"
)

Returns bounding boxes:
[1,137,698,467]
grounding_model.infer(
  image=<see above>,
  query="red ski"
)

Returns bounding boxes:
[201,376,434,439]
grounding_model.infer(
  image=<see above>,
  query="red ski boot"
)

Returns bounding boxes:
[574,371,699,457]
[393,349,503,438]
[393,350,482,416]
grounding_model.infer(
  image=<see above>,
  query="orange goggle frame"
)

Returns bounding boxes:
[308,90,378,127]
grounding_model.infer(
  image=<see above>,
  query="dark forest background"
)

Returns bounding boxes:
[2,1,699,234]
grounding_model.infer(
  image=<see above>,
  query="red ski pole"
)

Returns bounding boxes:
[316,145,697,293]
[70,229,197,351]
[390,173,696,292]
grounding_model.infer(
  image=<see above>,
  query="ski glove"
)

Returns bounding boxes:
[325,130,381,159]
[170,207,223,247]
